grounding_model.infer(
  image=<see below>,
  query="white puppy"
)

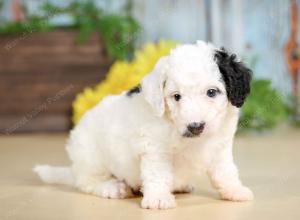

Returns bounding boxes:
[34,41,253,209]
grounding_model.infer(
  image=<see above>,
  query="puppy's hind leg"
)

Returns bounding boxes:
[94,179,134,199]
[72,163,133,199]
[173,185,194,194]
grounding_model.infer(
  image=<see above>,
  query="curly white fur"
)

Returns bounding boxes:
[34,41,253,209]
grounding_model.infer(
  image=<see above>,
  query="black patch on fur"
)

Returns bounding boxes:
[126,85,141,97]
[214,48,252,108]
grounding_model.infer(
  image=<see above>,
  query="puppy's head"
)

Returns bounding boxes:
[141,41,252,138]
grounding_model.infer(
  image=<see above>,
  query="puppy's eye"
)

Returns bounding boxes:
[174,93,181,102]
[207,89,219,98]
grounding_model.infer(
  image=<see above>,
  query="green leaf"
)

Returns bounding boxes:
[239,79,288,131]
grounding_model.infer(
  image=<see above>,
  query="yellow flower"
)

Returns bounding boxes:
[72,40,177,124]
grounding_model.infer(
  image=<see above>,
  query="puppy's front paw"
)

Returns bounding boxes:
[219,186,253,202]
[141,193,176,209]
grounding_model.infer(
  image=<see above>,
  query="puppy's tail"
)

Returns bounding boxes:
[33,165,74,186]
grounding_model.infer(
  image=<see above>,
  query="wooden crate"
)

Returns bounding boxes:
[0,30,111,133]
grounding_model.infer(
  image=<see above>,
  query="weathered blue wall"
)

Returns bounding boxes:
[243,0,292,96]
[0,0,298,96]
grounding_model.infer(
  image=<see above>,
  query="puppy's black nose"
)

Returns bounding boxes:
[187,122,205,135]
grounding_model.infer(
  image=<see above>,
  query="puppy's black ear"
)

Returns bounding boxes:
[214,48,252,108]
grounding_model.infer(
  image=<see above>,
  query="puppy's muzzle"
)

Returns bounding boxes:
[186,122,206,136]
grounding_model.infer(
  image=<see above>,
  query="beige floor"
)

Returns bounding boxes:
[0,127,300,220]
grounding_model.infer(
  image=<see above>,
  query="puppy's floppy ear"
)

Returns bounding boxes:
[214,48,252,108]
[141,57,168,117]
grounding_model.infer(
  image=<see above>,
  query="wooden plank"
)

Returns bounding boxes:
[0,83,98,113]
[0,65,108,80]
[0,30,111,132]
[0,114,71,134]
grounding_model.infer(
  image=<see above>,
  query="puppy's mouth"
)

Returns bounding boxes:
[182,130,202,138]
